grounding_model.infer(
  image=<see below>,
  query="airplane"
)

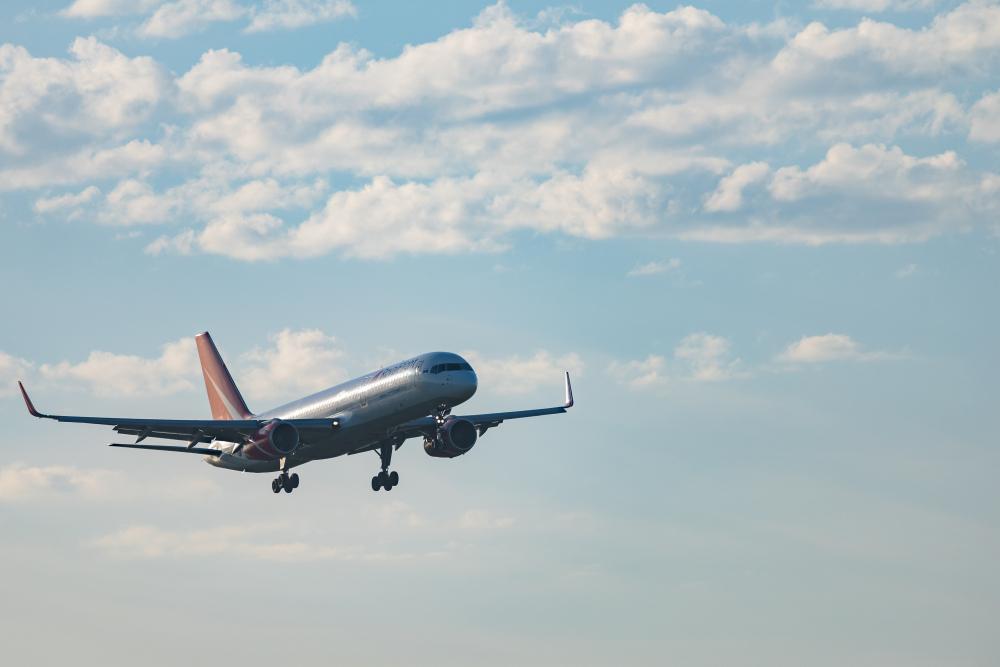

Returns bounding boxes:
[18,332,574,494]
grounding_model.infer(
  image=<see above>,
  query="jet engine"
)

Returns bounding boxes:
[243,419,300,460]
[424,417,477,458]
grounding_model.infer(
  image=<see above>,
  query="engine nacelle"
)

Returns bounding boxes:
[243,420,300,460]
[424,417,477,458]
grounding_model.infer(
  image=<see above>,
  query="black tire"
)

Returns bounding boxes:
[371,475,381,492]
[272,479,281,494]
[378,470,389,486]
[388,471,399,487]
[290,473,299,489]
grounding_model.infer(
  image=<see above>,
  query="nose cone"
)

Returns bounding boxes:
[458,367,478,401]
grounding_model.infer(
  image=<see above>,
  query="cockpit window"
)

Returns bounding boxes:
[428,362,473,374]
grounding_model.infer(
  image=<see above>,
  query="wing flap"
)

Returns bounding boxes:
[109,443,223,456]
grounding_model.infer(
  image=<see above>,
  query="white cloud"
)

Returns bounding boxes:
[608,354,668,388]
[173,3,730,118]
[769,143,963,203]
[238,328,346,402]
[773,3,1000,78]
[145,229,197,255]
[34,186,101,214]
[4,329,346,405]
[89,523,447,561]
[704,162,770,212]
[969,89,1000,142]
[61,0,162,18]
[0,463,220,502]
[13,3,1000,258]
[138,0,246,38]
[894,262,919,278]
[38,337,199,397]
[0,39,167,156]
[674,333,742,382]
[610,333,742,388]
[680,143,997,246]
[778,333,891,363]
[458,509,515,530]
[100,172,327,229]
[462,350,583,396]
[0,464,116,501]
[246,0,356,33]
[627,258,681,277]
[0,140,166,192]
[60,0,356,36]
[0,351,33,386]
[813,0,938,12]
[148,164,662,260]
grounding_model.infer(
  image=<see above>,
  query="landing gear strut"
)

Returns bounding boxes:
[434,403,450,426]
[371,442,400,492]
[272,457,299,494]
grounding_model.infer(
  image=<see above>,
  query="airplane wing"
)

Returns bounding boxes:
[392,372,575,439]
[17,381,339,449]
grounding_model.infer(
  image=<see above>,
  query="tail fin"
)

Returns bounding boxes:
[195,332,252,420]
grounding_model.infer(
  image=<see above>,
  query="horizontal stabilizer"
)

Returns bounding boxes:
[110,443,223,456]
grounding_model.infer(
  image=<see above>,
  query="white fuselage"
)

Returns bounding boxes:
[206,352,477,472]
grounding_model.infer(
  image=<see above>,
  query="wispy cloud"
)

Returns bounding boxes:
[777,333,895,363]
[462,350,583,396]
[137,0,246,39]
[239,328,347,403]
[60,0,357,37]
[627,258,681,277]
[610,333,743,388]
[245,0,356,33]
[37,337,199,397]
[0,463,221,502]
[88,523,445,561]
[813,0,938,12]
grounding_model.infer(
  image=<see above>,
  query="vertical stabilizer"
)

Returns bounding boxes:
[195,332,252,420]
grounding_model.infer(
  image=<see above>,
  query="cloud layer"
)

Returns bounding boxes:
[7,2,1000,260]
[60,0,356,37]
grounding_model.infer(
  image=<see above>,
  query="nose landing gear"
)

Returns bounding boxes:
[371,441,400,491]
[434,403,450,426]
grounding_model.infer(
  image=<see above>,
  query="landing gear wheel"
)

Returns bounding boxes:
[290,473,299,489]
[272,478,281,494]
[389,471,399,487]
[371,475,381,492]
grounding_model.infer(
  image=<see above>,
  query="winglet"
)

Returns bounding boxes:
[563,372,574,409]
[18,381,46,418]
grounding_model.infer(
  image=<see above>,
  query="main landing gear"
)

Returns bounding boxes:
[271,472,299,494]
[371,441,400,492]
[272,457,299,494]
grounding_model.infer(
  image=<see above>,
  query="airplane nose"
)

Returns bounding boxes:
[461,370,478,400]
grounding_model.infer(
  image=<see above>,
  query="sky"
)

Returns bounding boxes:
[0,0,998,664]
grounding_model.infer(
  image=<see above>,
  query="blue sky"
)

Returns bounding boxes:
[1,1,998,665]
